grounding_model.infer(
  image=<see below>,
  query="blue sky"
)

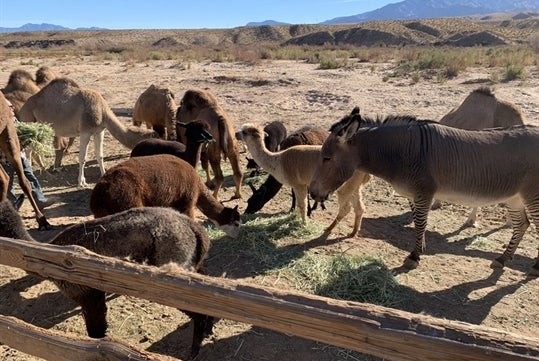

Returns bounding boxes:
[1,0,398,29]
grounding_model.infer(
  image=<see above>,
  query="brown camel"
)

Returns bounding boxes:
[2,69,40,118]
[0,92,50,229]
[176,88,243,200]
[436,86,525,227]
[19,78,158,187]
[133,84,177,140]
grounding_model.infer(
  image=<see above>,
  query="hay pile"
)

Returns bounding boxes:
[16,122,54,159]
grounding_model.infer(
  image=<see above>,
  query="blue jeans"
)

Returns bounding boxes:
[3,157,47,203]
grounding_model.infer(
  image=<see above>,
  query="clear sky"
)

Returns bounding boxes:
[1,0,399,30]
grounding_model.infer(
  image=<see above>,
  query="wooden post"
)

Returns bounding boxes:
[0,236,538,361]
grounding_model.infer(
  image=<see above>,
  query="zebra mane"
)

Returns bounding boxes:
[330,107,436,138]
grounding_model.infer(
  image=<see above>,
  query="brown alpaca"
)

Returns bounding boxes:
[19,78,158,187]
[0,200,213,358]
[176,88,243,200]
[131,120,214,167]
[0,92,50,229]
[133,84,178,140]
[90,154,241,237]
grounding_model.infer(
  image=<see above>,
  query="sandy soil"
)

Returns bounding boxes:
[1,56,539,361]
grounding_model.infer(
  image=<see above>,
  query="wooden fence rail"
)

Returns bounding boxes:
[1,236,539,361]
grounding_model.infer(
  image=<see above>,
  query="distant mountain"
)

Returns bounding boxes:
[321,0,539,24]
[0,23,106,33]
[246,20,290,27]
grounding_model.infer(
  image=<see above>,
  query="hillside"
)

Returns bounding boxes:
[1,17,538,51]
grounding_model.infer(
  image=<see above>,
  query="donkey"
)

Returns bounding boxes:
[310,107,539,273]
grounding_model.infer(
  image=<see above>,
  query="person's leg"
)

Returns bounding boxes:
[21,156,47,202]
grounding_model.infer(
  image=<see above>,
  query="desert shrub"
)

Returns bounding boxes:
[503,63,527,81]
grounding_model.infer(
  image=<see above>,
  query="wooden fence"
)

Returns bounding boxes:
[1,236,539,361]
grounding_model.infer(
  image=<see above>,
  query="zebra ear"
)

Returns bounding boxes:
[341,120,360,141]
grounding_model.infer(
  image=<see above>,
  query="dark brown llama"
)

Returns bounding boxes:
[90,154,241,237]
[130,120,214,167]
[0,200,213,358]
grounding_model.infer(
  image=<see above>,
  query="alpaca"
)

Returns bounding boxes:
[176,88,243,200]
[133,84,178,140]
[245,126,329,214]
[18,78,158,187]
[90,154,241,238]
[246,120,287,174]
[436,86,526,227]
[0,200,213,358]
[0,92,50,229]
[130,120,214,167]
[237,123,370,233]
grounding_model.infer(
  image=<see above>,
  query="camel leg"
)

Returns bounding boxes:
[294,186,308,224]
[0,130,50,229]
[53,136,65,169]
[5,153,50,229]
[227,149,243,199]
[0,164,8,200]
[209,155,223,199]
[93,130,106,176]
[78,132,92,187]
[200,152,213,189]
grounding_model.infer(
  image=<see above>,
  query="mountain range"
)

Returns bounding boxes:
[2,0,539,33]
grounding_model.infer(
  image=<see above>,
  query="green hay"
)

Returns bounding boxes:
[206,213,403,307]
[274,253,404,307]
[206,212,324,270]
[16,122,54,159]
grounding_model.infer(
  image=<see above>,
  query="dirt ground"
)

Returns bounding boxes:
[1,56,539,361]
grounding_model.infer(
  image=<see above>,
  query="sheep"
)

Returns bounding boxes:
[237,123,371,235]
[0,199,214,358]
[245,120,287,174]
[90,154,241,238]
[245,126,329,215]
[133,84,178,140]
[130,120,214,167]
[176,88,243,200]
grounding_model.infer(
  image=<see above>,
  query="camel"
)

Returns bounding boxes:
[133,84,178,140]
[310,107,539,272]
[0,92,50,229]
[1,69,40,118]
[35,66,60,88]
[176,88,243,200]
[18,78,158,187]
[435,87,526,227]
